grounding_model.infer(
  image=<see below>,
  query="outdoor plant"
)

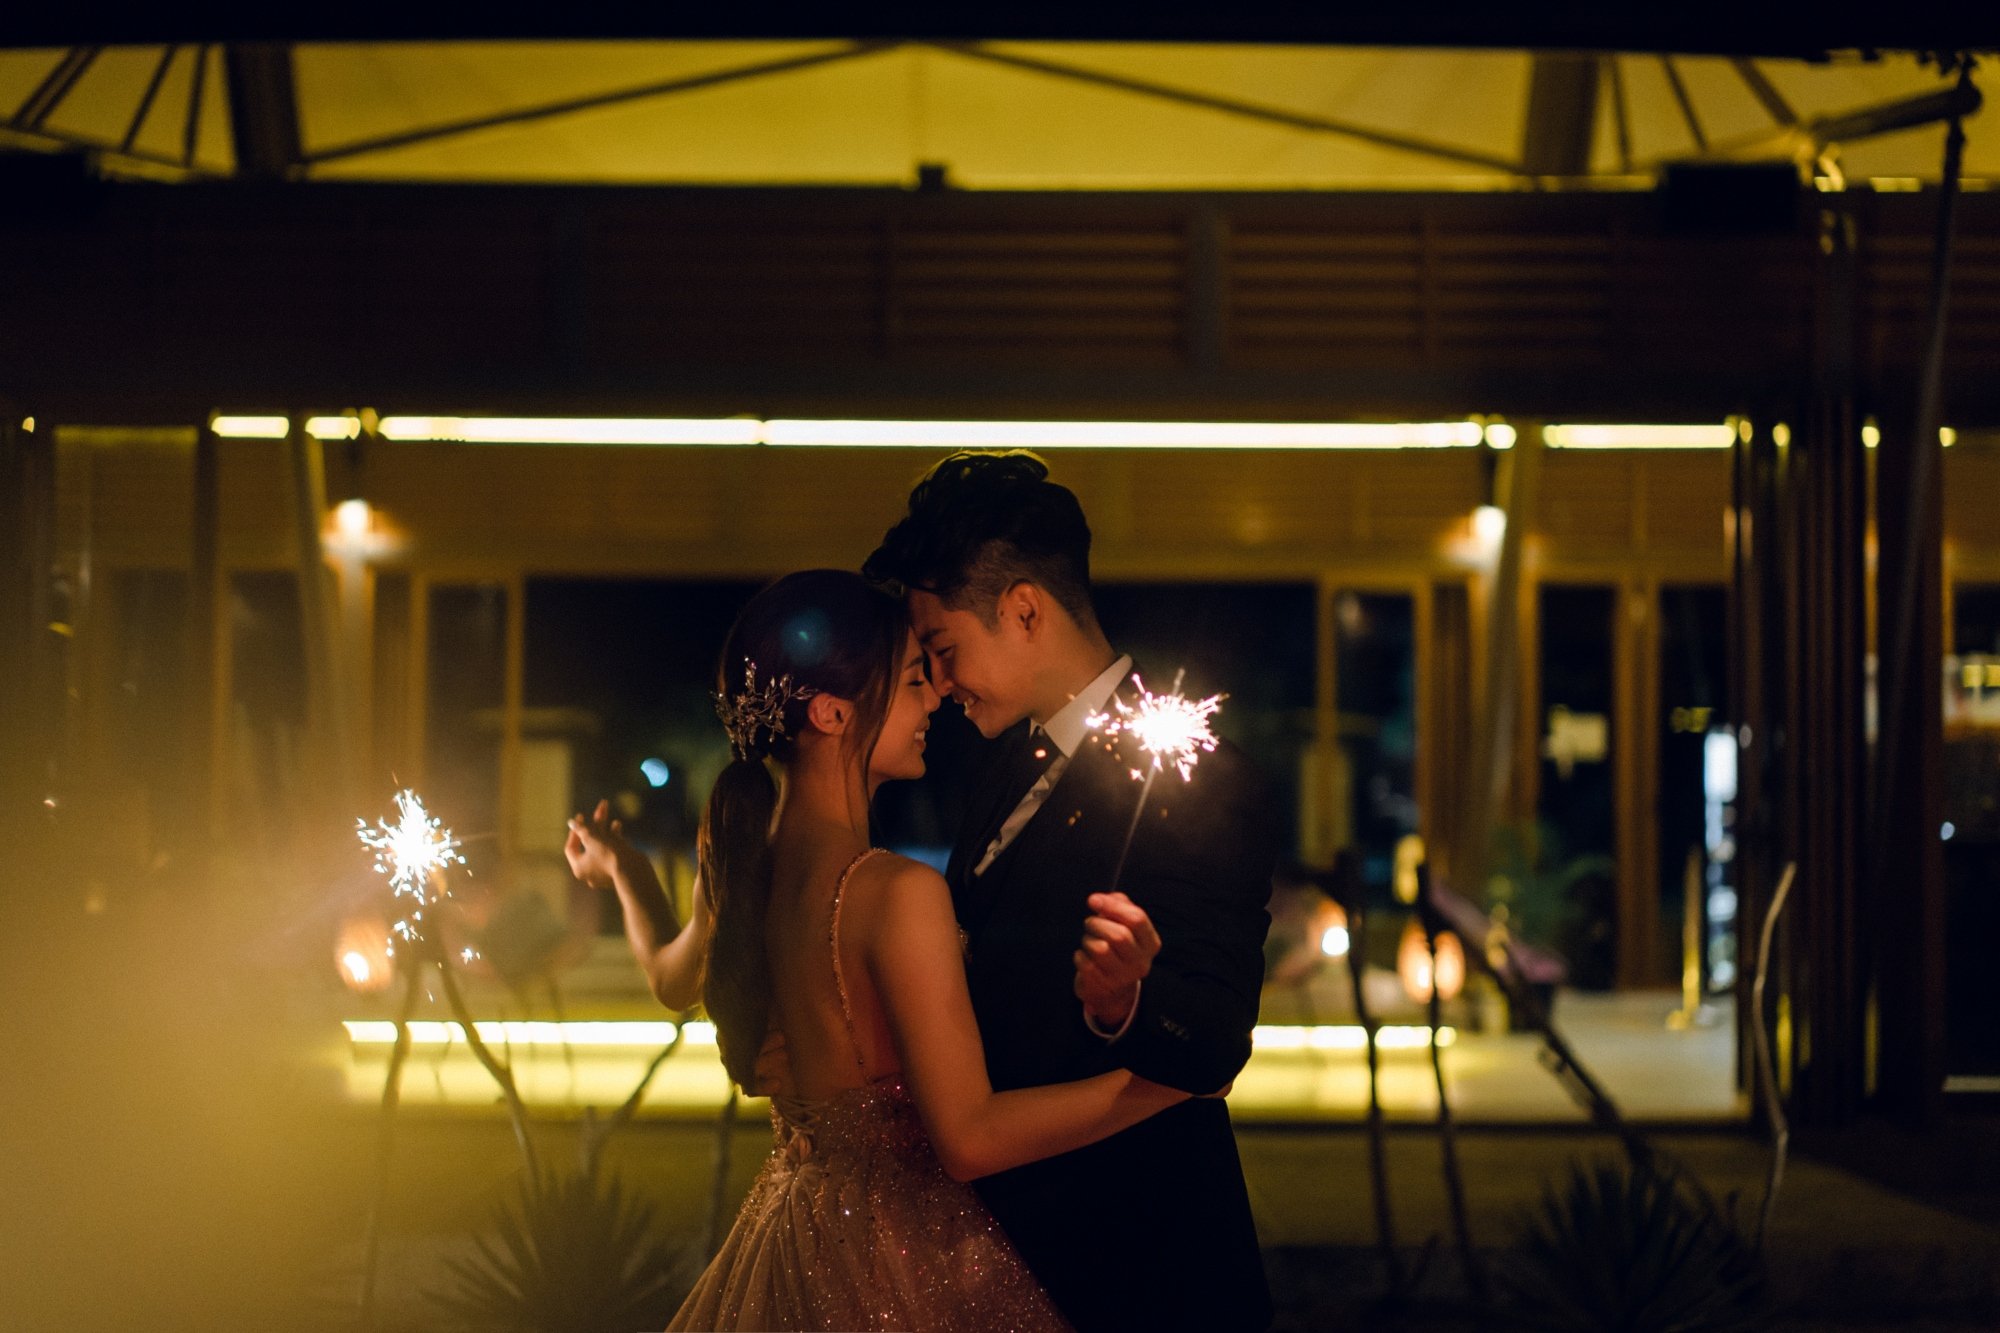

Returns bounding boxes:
[1486,820,1617,990]
[1497,1156,1768,1332]
[429,1166,698,1333]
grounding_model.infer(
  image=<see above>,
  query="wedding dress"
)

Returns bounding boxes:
[668,849,1069,1332]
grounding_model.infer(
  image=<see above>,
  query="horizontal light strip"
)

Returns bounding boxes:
[342,1019,1447,1051]
[305,415,362,440]
[1944,1075,2000,1094]
[343,1019,715,1047]
[760,420,1485,450]
[1253,1024,1455,1051]
[1544,423,1736,450]
[377,416,764,445]
[210,414,291,439]
[354,417,1486,450]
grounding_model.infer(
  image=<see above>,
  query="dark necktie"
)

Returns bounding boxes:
[1005,724,1059,803]
[980,724,1059,851]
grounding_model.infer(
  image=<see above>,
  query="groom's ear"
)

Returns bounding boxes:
[806,694,852,735]
[999,581,1042,638]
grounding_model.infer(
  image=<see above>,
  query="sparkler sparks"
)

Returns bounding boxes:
[1088,672,1227,782]
[356,790,464,944]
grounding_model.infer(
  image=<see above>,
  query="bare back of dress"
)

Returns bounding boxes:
[667,849,1069,1333]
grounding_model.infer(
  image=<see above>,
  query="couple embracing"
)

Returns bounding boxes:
[567,452,1275,1332]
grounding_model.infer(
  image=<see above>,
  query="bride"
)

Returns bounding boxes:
[566,569,1195,1332]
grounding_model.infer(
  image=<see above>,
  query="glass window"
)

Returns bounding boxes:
[425,582,508,882]
[1657,585,1734,992]
[1536,583,1617,990]
[228,571,308,837]
[1946,583,2000,1076]
[1332,590,1418,904]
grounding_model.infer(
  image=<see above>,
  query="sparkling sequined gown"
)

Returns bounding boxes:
[668,850,1070,1333]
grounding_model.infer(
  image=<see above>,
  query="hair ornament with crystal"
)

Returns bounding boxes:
[714,657,819,759]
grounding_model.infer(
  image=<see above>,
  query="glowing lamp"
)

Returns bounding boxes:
[1312,900,1350,959]
[1398,916,1465,1004]
[337,917,394,993]
[334,498,372,541]
[1392,834,1426,905]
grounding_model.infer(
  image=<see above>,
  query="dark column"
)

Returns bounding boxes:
[222,44,303,180]
[184,424,222,854]
[1731,197,1871,1128]
[0,409,58,835]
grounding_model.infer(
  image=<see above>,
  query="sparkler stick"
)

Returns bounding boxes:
[1087,669,1226,892]
[353,790,538,1329]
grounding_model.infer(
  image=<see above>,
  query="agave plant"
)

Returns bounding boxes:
[430,1167,695,1333]
[1497,1157,1768,1333]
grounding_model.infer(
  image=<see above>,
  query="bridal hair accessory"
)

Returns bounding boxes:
[715,658,818,759]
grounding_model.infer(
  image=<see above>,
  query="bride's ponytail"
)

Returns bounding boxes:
[698,569,904,1093]
[699,755,779,1090]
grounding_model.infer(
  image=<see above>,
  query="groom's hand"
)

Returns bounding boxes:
[1074,892,1160,1030]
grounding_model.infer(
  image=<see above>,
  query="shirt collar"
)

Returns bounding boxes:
[1039,654,1133,759]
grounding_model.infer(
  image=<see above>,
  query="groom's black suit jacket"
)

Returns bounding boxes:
[947,688,1275,1333]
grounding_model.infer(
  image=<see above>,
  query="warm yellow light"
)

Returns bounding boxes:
[1543,424,1736,450]
[344,1020,685,1047]
[1484,422,1517,450]
[1312,900,1350,959]
[1870,177,1923,192]
[307,415,362,440]
[764,419,1485,449]
[338,1017,1432,1053]
[1392,834,1426,906]
[1773,423,1792,448]
[211,415,291,439]
[20,417,33,433]
[1397,917,1466,1004]
[1472,504,1507,552]
[1941,427,1958,448]
[378,416,764,445]
[336,916,393,994]
[1250,1024,1456,1051]
[1862,422,1881,449]
[369,416,1487,450]
[333,498,372,540]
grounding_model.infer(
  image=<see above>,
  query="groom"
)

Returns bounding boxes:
[865,451,1274,1333]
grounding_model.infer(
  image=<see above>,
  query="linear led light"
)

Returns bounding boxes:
[1544,424,1736,450]
[1252,1024,1456,1051]
[356,417,1485,450]
[210,414,291,439]
[342,1019,716,1047]
[306,416,362,440]
[759,420,1485,450]
[341,1019,1447,1051]
[377,416,764,446]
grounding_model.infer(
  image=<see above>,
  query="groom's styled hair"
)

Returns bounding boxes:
[864,450,1099,632]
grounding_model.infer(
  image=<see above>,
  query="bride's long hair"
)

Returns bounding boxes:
[701,569,905,1089]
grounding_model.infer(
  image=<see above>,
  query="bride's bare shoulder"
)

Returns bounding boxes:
[844,852,953,935]
[851,851,949,900]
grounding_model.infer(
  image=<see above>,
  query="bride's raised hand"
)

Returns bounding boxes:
[565,798,635,889]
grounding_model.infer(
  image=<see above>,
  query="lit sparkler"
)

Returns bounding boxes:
[1087,670,1226,782]
[356,789,464,947]
[1088,670,1227,891]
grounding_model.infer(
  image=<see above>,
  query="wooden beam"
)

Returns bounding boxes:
[1522,53,1600,177]
[222,43,302,179]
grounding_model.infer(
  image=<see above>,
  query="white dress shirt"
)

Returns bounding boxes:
[970,654,1141,1042]
[972,653,1132,876]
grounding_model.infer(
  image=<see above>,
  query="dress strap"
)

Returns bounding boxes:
[829,847,887,1076]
